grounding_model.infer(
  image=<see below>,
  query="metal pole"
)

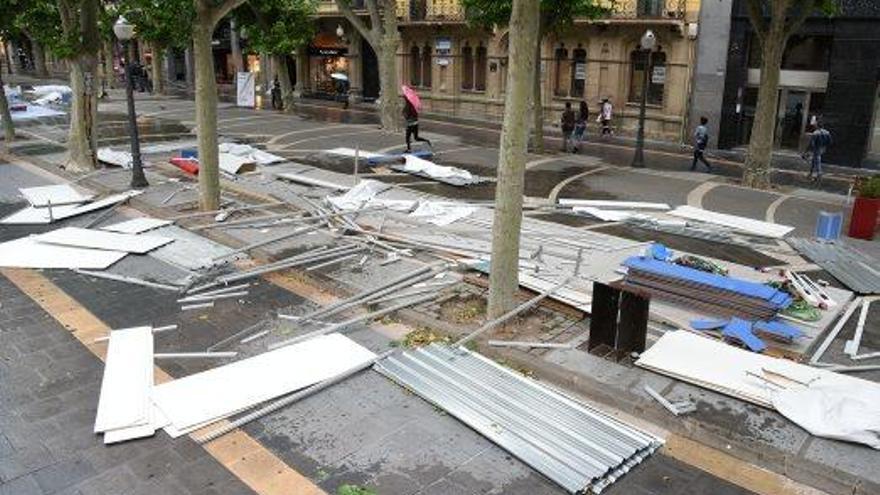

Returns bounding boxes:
[124,41,148,188]
[630,48,650,169]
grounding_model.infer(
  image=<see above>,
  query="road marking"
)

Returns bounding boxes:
[278,128,384,150]
[686,181,721,208]
[0,268,327,495]
[765,195,789,223]
[547,166,609,203]
[266,123,360,145]
[524,156,560,170]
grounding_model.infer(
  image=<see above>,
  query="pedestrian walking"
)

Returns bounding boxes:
[560,102,575,152]
[599,98,613,137]
[807,122,832,184]
[402,85,431,152]
[691,116,712,172]
[270,76,282,110]
[572,101,588,153]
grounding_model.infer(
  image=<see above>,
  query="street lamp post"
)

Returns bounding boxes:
[113,16,148,188]
[631,29,656,169]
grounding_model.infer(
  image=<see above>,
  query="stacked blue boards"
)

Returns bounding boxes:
[622,256,792,320]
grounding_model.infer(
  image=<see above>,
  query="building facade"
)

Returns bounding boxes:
[304,0,701,142]
[703,0,880,168]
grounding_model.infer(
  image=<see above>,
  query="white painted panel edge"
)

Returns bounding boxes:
[152,334,376,432]
[94,327,153,432]
[19,184,94,207]
[100,218,173,234]
[669,205,794,238]
[0,236,128,270]
[34,227,174,254]
[559,199,670,210]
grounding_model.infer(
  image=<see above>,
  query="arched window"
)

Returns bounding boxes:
[628,47,666,105]
[475,44,487,91]
[570,47,587,98]
[553,47,570,97]
[421,44,432,88]
[462,43,474,90]
[410,45,421,87]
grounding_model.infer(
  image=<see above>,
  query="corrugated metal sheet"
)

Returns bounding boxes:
[376,344,662,494]
[788,238,880,294]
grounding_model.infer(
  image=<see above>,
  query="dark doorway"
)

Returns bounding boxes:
[361,38,379,100]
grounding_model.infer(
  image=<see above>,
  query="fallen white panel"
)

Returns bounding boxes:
[559,199,670,210]
[94,327,153,433]
[219,142,286,165]
[409,201,476,226]
[325,147,383,159]
[8,105,66,121]
[97,148,134,169]
[326,179,391,211]
[151,334,376,435]
[573,207,637,222]
[277,171,351,191]
[101,217,173,234]
[218,152,256,175]
[19,184,93,207]
[0,190,142,224]
[636,331,880,409]
[34,227,174,254]
[668,205,794,239]
[0,236,127,269]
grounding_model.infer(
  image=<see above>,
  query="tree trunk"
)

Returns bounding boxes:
[66,58,99,172]
[487,0,541,319]
[31,40,49,77]
[531,28,544,153]
[101,40,114,90]
[193,20,221,211]
[742,34,786,189]
[151,42,165,95]
[377,31,401,131]
[184,44,195,90]
[0,65,15,145]
[273,54,295,113]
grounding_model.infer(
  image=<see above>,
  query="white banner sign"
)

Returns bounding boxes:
[236,72,255,108]
[651,66,666,85]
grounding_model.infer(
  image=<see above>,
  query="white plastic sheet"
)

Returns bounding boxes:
[410,201,476,226]
[403,154,473,181]
[97,148,134,169]
[773,383,880,449]
[219,142,286,165]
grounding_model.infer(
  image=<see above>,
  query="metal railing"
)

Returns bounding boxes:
[398,0,465,22]
[603,0,687,19]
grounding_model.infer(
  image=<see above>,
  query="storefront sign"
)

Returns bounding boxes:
[574,63,586,80]
[651,66,666,84]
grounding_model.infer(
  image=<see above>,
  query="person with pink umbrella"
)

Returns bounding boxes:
[402,85,431,152]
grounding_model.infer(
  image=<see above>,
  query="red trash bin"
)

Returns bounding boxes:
[848,196,879,240]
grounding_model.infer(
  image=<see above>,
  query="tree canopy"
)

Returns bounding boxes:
[461,0,609,32]
[235,0,317,56]
[116,0,195,50]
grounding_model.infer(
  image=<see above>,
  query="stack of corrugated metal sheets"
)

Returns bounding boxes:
[787,238,880,294]
[377,344,662,494]
[622,256,792,320]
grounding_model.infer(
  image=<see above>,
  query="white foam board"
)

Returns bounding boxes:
[0,236,127,269]
[94,327,153,433]
[151,334,376,435]
[668,205,794,239]
[325,147,383,158]
[34,227,174,254]
[218,153,256,174]
[100,218,173,234]
[19,184,93,207]
[1,190,142,224]
[559,199,670,210]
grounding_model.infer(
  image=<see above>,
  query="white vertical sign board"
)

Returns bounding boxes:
[236,71,255,107]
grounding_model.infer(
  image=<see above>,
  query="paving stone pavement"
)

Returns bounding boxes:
[0,274,257,495]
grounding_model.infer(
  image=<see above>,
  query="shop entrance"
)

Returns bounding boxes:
[739,87,825,151]
[361,38,379,100]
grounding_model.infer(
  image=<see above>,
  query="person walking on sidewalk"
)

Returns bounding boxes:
[572,101,588,153]
[599,98,613,138]
[807,122,832,184]
[560,102,575,152]
[403,99,431,152]
[691,116,712,172]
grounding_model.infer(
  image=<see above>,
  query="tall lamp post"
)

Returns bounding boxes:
[113,16,148,188]
[630,29,656,169]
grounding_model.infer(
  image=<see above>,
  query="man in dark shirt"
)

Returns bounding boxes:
[560,102,575,152]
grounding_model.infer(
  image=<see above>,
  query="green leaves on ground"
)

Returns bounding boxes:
[337,485,378,495]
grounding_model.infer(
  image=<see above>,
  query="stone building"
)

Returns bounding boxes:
[305,0,702,142]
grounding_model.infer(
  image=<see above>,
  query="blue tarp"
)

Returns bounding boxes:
[722,318,767,352]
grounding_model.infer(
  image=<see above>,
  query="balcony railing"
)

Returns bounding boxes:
[602,0,686,19]
[398,0,464,22]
